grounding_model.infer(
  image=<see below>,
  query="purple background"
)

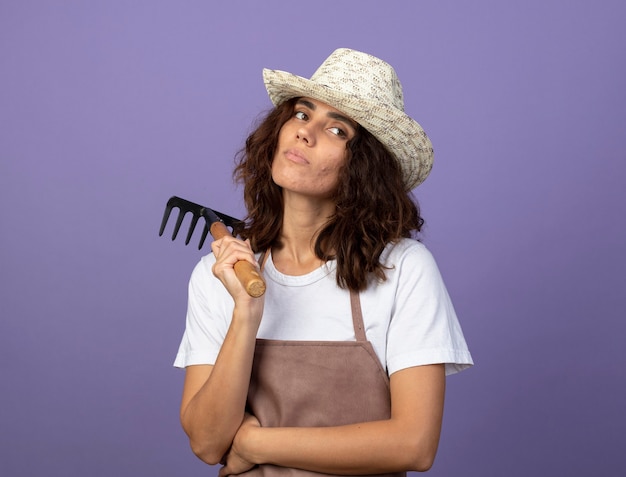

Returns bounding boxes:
[1,1,624,476]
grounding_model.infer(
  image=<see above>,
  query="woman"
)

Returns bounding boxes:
[174,48,473,476]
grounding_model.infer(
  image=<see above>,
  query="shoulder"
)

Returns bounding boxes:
[188,253,217,290]
[194,252,216,274]
[188,253,229,305]
[380,239,440,277]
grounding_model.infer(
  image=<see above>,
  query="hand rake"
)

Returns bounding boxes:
[159,196,266,297]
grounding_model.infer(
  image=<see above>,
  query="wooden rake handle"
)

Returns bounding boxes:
[209,221,266,298]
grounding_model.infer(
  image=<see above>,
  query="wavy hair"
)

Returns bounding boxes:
[233,98,424,291]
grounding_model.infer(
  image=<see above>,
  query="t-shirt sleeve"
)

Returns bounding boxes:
[385,243,473,376]
[173,254,232,368]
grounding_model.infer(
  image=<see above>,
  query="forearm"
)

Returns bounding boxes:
[182,307,261,463]
[242,418,439,474]
[234,365,445,474]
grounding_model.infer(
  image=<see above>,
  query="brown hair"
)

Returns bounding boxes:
[233,98,424,291]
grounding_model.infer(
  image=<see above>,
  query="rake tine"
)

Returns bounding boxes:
[198,207,223,249]
[171,208,187,241]
[198,223,210,250]
[159,196,190,241]
[185,214,200,245]
[158,202,174,237]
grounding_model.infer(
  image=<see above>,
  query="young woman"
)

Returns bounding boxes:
[174,48,473,476]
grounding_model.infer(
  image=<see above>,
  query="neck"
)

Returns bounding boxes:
[272,192,335,275]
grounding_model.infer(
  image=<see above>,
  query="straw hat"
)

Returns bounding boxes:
[263,48,434,189]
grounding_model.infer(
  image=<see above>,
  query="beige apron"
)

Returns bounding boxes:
[244,254,405,477]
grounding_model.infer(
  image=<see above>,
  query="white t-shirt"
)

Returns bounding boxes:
[174,238,473,376]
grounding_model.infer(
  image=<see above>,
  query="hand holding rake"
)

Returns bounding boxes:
[159,196,266,298]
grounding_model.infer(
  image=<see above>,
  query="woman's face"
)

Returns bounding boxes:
[271,97,358,201]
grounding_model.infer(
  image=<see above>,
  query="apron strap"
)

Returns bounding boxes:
[350,290,367,342]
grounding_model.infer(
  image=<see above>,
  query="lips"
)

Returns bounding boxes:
[284,148,309,164]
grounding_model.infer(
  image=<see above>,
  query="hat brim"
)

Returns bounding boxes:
[263,68,434,189]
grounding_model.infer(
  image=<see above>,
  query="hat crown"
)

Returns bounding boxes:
[309,49,405,112]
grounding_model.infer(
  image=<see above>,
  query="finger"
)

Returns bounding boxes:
[215,242,259,270]
[210,240,221,259]
[213,236,251,258]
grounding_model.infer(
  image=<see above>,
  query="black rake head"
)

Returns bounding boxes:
[158,196,242,250]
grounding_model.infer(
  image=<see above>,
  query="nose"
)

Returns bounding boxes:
[296,124,315,146]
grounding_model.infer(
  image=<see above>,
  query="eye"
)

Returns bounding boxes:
[328,126,347,138]
[294,111,308,120]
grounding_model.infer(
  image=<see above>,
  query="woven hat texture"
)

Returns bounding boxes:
[263,48,434,189]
